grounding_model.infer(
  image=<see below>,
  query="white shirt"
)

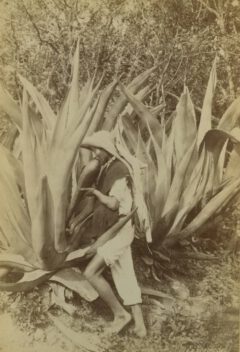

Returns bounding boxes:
[109,177,132,216]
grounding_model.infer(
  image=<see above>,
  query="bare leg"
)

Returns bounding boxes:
[84,254,131,334]
[131,304,147,337]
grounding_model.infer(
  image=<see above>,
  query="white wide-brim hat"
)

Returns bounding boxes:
[81,131,120,158]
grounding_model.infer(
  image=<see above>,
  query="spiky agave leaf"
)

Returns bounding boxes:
[119,84,153,122]
[50,268,98,302]
[166,147,212,236]
[163,177,240,247]
[0,145,36,266]
[86,79,118,136]
[102,66,157,131]
[197,57,217,148]
[0,84,22,129]
[31,176,67,269]
[0,253,36,271]
[174,87,197,165]
[121,115,139,154]
[217,96,240,131]
[146,121,170,222]
[134,128,158,221]
[0,268,54,292]
[0,211,135,292]
[18,75,56,132]
[46,66,103,252]
[161,140,196,224]
[119,82,162,143]
[21,89,45,219]
[203,128,240,185]
[224,127,240,180]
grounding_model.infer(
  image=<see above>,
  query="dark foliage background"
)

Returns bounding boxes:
[0,0,239,118]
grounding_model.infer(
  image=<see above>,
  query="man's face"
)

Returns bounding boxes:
[92,148,109,165]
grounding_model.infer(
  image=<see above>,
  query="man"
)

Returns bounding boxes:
[79,131,147,337]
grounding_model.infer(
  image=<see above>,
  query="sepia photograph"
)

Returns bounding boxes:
[0,0,239,351]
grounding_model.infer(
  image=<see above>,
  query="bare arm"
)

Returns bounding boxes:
[80,188,119,211]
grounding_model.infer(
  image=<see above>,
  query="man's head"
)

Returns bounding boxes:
[81,131,119,162]
[91,147,111,165]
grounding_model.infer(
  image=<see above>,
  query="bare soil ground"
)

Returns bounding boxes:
[0,248,239,352]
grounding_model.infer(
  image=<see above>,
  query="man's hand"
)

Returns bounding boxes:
[79,187,96,195]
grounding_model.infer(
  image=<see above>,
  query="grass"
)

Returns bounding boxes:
[0,244,239,352]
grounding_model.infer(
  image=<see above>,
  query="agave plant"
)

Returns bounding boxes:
[118,58,240,253]
[0,41,153,294]
[0,45,239,297]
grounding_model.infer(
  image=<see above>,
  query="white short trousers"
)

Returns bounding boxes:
[97,220,142,306]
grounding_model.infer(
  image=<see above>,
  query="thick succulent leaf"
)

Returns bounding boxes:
[50,73,100,151]
[0,145,33,260]
[197,58,217,148]
[119,82,162,143]
[78,78,92,109]
[147,122,170,220]
[1,125,19,151]
[180,145,206,208]
[47,78,102,254]
[151,103,165,118]
[0,84,22,129]
[102,67,156,131]
[136,131,157,218]
[0,253,35,271]
[174,86,197,164]
[202,128,240,150]
[165,121,175,181]
[101,92,127,131]
[121,116,139,154]
[68,76,103,141]
[225,147,240,179]
[218,96,240,131]
[21,89,44,219]
[31,176,66,269]
[50,268,98,302]
[0,180,31,251]
[203,153,215,197]
[58,41,81,133]
[224,127,240,180]
[169,151,217,237]
[0,143,24,191]
[18,75,56,131]
[166,204,195,237]
[0,269,54,292]
[86,79,118,136]
[202,128,240,185]
[127,66,157,91]
[136,128,155,170]
[162,140,196,221]
[217,139,228,184]
[164,177,240,247]
[0,213,136,291]
[120,85,152,120]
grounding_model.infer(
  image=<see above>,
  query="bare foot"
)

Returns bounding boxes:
[133,325,147,338]
[105,312,132,335]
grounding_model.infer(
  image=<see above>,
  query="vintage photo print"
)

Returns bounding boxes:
[0,1,239,351]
